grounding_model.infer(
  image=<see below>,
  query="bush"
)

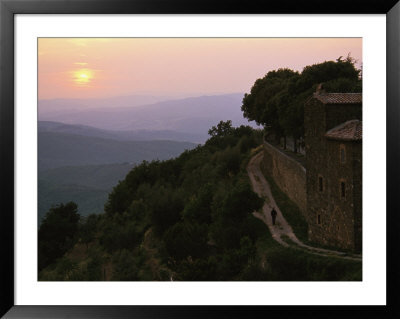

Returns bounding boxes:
[148,186,184,236]
[176,257,218,281]
[86,253,104,281]
[238,135,257,153]
[99,221,141,253]
[182,183,214,224]
[38,202,80,270]
[265,247,362,281]
[164,222,208,261]
[111,249,139,281]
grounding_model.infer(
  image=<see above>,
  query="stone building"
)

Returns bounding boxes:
[304,89,362,252]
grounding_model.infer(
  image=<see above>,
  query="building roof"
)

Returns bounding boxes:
[313,92,362,104]
[325,120,362,141]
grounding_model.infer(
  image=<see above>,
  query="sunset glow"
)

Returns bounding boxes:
[38,38,362,100]
[73,69,94,85]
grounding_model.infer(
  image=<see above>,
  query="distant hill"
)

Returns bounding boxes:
[39,121,207,144]
[38,93,258,134]
[38,163,135,224]
[38,131,197,171]
[38,179,108,225]
[38,94,173,113]
[39,162,136,190]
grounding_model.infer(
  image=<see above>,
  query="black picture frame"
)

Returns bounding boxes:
[1,0,399,318]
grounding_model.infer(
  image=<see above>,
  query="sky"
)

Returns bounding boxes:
[38,38,362,100]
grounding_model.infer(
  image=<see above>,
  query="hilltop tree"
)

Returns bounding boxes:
[208,120,234,138]
[241,56,361,149]
[241,68,299,142]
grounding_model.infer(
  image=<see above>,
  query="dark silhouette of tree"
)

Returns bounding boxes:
[208,120,234,138]
[99,220,141,253]
[79,214,98,251]
[211,182,263,249]
[148,186,183,236]
[38,202,80,271]
[242,68,298,142]
[164,222,208,261]
[182,183,214,224]
[111,249,139,281]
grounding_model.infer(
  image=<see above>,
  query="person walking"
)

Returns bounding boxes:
[271,208,277,225]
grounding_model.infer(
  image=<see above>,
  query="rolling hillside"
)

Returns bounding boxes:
[38,130,197,223]
[38,163,135,224]
[38,131,197,171]
[39,121,207,144]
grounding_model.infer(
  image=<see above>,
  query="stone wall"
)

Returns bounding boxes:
[308,139,362,251]
[262,141,307,216]
[304,96,362,252]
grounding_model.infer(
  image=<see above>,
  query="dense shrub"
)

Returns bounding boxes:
[38,202,80,270]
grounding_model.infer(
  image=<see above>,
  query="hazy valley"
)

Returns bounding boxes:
[38,93,257,134]
[38,93,258,223]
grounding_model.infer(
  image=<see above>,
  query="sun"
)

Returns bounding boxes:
[73,68,93,85]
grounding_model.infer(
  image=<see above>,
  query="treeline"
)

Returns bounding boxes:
[39,121,269,280]
[241,55,362,150]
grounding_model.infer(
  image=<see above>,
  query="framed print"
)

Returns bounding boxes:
[1,0,399,318]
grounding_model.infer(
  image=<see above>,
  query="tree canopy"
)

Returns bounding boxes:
[241,56,362,142]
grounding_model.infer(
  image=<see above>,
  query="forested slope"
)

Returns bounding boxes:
[38,122,267,280]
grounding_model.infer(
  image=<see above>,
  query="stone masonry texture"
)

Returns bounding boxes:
[304,92,362,252]
[262,141,307,217]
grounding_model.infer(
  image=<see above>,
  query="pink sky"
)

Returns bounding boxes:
[38,38,362,100]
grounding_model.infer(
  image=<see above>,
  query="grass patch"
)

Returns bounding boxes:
[280,234,294,246]
[251,223,361,281]
[259,161,309,243]
[303,241,358,255]
[265,245,362,281]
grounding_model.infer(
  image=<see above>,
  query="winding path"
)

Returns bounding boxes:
[247,151,362,261]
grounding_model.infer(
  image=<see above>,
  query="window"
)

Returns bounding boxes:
[341,181,346,198]
[340,144,346,164]
[318,176,323,192]
[317,214,321,225]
